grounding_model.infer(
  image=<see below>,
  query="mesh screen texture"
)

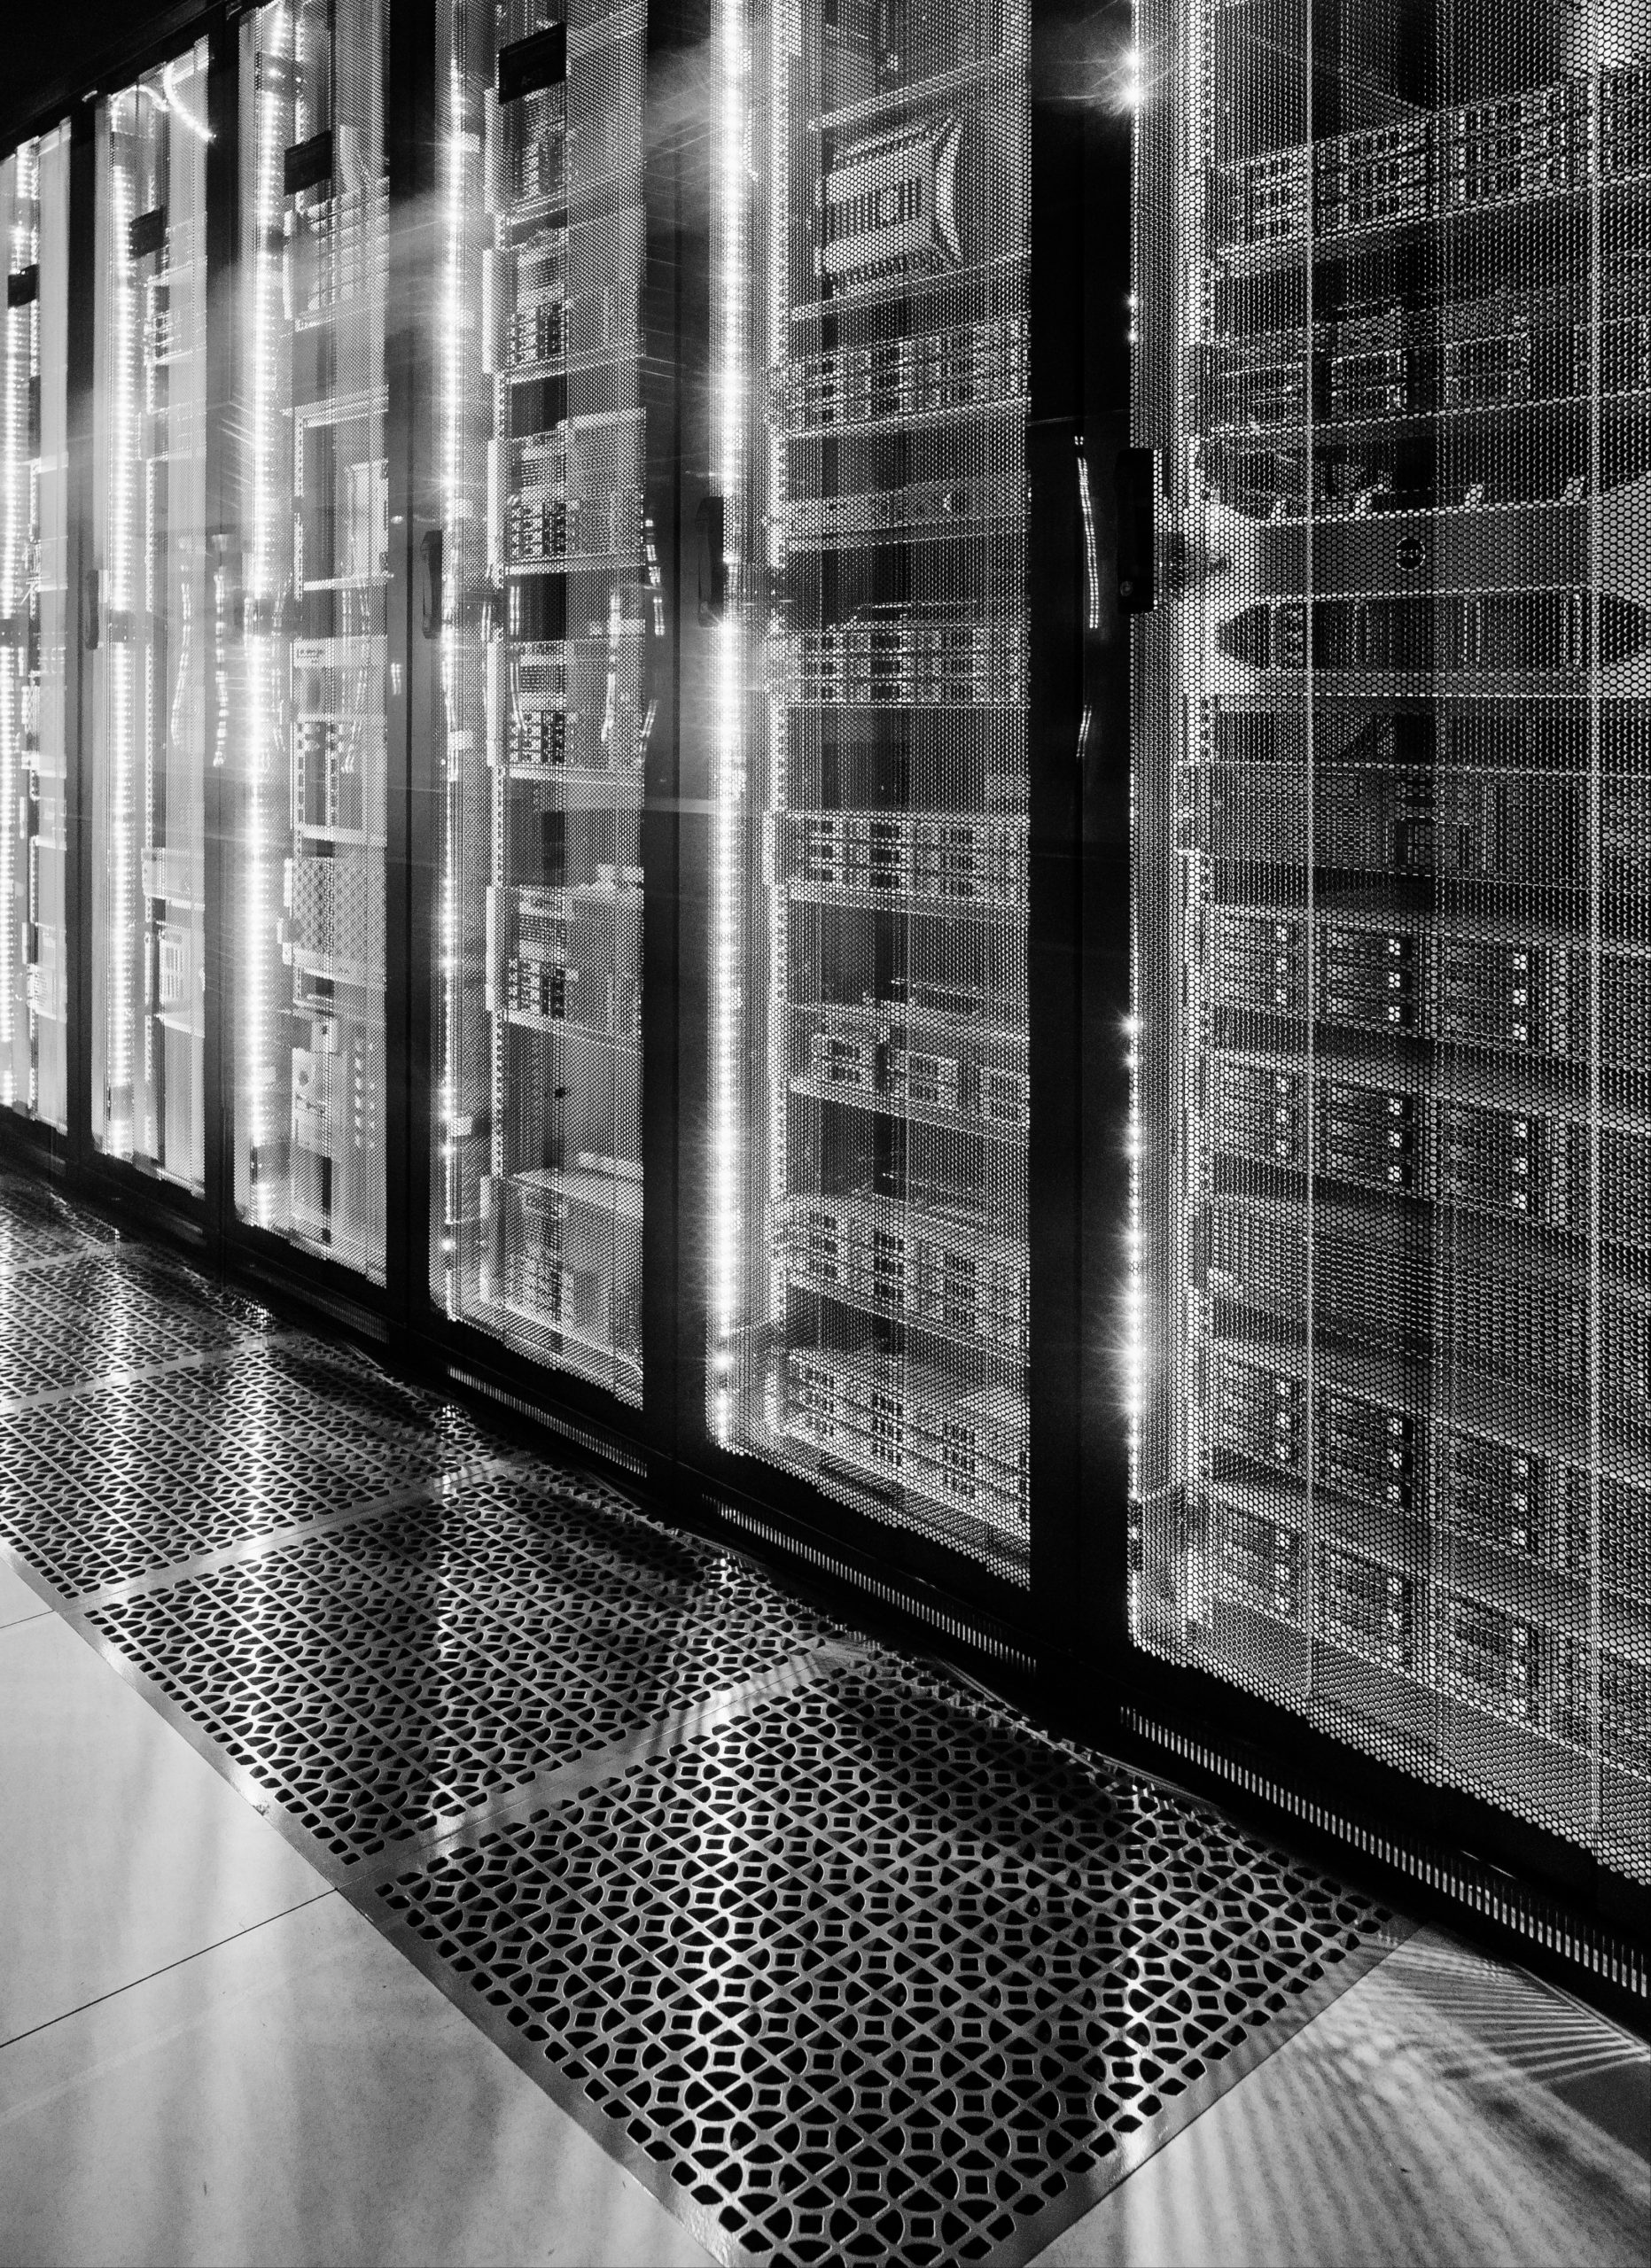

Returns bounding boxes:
[0,127,71,1135]
[1133,2,1651,1885]
[90,46,212,1192]
[231,0,389,1281]
[431,0,650,1405]
[709,0,1032,1581]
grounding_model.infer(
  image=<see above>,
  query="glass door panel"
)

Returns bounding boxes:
[1133,0,1651,1883]
[432,0,650,1401]
[232,0,388,1278]
[709,0,1032,1576]
[0,125,71,1130]
[90,49,212,1186]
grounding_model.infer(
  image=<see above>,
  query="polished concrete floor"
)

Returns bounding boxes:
[0,1168,1646,2267]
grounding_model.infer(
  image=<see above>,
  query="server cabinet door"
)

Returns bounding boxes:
[1133,2,1651,1884]
[88,50,211,1189]
[707,0,1032,1578]
[231,0,389,1282]
[0,125,71,1133]
[431,1,651,1404]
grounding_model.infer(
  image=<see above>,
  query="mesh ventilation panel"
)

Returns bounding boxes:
[432,0,651,1404]
[89,47,212,1191]
[709,0,1032,1579]
[0,126,71,1133]
[1133,1,1651,1885]
[231,0,389,1279]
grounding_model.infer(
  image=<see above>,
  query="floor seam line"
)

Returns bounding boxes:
[337,1637,861,1894]
[0,1328,311,1419]
[57,1449,544,1610]
[0,1887,337,2062]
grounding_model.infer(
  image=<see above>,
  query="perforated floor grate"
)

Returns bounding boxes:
[86,1467,842,1862]
[0,1170,117,1265]
[374,1658,1397,2267]
[0,1337,501,1597]
[0,1247,276,1404]
[0,1171,1406,2267]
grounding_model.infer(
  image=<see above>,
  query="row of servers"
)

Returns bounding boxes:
[0,0,1645,1908]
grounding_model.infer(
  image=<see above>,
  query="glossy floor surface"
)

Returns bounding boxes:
[0,1162,1646,2267]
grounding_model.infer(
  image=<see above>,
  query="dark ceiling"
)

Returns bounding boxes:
[1,3,202,155]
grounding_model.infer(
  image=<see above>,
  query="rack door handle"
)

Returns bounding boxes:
[82,567,101,651]
[696,493,728,625]
[1117,448,1156,614]
[420,528,444,640]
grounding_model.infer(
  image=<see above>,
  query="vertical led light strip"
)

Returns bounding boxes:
[438,27,464,1313]
[708,0,749,1443]
[243,3,290,1227]
[105,96,137,1157]
[0,151,23,1108]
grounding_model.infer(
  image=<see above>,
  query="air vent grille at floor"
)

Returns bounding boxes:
[85,1469,841,1861]
[375,1658,1398,2267]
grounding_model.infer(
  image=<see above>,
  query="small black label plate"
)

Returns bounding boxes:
[128,209,167,260]
[498,23,567,104]
[6,265,38,307]
[284,128,334,198]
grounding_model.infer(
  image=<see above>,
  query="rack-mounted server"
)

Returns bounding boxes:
[432,0,651,1402]
[232,0,389,1278]
[0,126,69,1131]
[709,0,1033,1580]
[1133,2,1651,1884]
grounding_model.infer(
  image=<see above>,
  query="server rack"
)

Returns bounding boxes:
[1133,3,1651,1886]
[0,126,71,1134]
[431,0,655,1405]
[706,0,1036,1585]
[87,43,214,1192]
[230,0,390,1282]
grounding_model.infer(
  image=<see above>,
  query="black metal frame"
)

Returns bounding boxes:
[0,0,1644,2014]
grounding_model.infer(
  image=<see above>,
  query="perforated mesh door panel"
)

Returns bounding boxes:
[375,1654,1394,2265]
[0,126,71,1133]
[1133,4,1651,1884]
[432,1,651,1403]
[89,46,212,1190]
[231,0,389,1279]
[87,1466,839,1860]
[707,0,1032,1577]
[0,1336,497,1596]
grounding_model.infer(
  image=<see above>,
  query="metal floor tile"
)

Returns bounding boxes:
[0,1171,1409,2268]
[0,1338,499,1597]
[0,1248,276,1404]
[85,1469,840,1865]
[370,1658,1400,2268]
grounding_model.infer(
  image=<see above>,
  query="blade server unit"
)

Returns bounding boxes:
[232,0,389,1280]
[432,0,651,1403]
[89,46,212,1191]
[1133,2,1651,1882]
[709,0,1033,1579]
[0,125,69,1132]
